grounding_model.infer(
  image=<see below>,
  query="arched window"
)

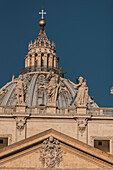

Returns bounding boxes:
[56,58,58,68]
[38,87,45,105]
[35,54,38,66]
[52,56,54,68]
[25,59,28,68]
[41,53,44,67]
[47,54,50,68]
[30,57,32,67]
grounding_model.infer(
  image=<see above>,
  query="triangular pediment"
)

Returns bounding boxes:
[0,129,113,169]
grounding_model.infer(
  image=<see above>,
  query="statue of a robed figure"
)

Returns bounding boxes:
[74,76,88,107]
[47,68,62,108]
[15,75,26,105]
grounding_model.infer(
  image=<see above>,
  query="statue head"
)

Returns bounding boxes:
[51,71,54,77]
[79,76,84,83]
[19,75,23,81]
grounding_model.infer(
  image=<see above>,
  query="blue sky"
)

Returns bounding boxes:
[0,0,113,107]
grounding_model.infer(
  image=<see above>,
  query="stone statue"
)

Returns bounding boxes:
[15,75,26,105]
[47,70,62,106]
[12,75,15,82]
[47,72,57,104]
[110,87,113,94]
[74,76,88,107]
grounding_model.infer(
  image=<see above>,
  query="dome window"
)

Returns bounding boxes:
[41,53,44,67]
[47,54,50,68]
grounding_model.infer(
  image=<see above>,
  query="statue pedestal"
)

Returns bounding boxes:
[47,102,56,114]
[16,104,26,113]
[77,107,87,114]
[47,107,56,114]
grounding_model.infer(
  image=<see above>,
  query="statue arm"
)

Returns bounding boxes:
[74,83,82,89]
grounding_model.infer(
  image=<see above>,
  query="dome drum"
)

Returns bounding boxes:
[19,66,64,76]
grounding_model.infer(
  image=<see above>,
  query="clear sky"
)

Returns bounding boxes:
[0,0,113,107]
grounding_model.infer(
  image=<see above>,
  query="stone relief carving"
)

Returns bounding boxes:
[15,75,26,105]
[16,117,27,134]
[39,136,64,168]
[78,119,88,136]
[74,76,88,107]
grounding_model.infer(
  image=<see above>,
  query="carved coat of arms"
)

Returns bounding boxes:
[39,136,64,168]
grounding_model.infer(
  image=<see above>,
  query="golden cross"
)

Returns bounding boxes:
[39,9,46,20]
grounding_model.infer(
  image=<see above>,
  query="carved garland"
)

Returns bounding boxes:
[39,136,64,168]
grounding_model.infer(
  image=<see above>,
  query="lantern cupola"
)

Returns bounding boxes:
[21,10,59,75]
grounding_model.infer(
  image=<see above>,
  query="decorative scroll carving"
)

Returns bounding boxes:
[15,75,26,105]
[39,136,64,168]
[74,76,88,107]
[78,119,88,136]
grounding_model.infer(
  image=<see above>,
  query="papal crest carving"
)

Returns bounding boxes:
[39,136,64,168]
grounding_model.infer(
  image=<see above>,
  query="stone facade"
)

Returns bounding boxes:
[0,12,113,169]
[0,112,113,155]
[0,129,113,169]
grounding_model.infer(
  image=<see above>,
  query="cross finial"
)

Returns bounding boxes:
[39,9,46,20]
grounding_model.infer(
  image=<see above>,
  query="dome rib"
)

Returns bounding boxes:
[1,83,16,106]
[26,74,38,106]
[61,78,75,97]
